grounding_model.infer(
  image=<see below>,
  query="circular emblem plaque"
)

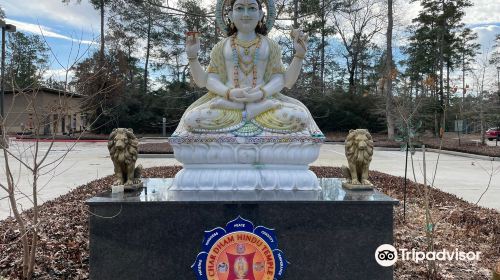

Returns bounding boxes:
[192,217,288,280]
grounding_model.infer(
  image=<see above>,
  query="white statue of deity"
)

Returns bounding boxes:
[169,0,324,191]
[173,0,322,137]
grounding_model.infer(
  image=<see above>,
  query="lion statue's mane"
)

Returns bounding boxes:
[342,129,374,185]
[108,128,142,186]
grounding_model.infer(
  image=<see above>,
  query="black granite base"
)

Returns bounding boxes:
[87,178,398,280]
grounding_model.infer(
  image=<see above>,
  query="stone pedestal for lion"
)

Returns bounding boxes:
[169,133,324,190]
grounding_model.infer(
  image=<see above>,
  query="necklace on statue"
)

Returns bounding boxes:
[234,36,260,56]
[231,35,261,88]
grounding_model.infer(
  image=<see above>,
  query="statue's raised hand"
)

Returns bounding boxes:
[185,28,200,59]
[291,28,308,58]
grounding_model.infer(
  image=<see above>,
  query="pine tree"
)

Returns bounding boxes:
[490,35,500,98]
[109,0,179,93]
[5,32,49,89]
[62,0,112,67]
[331,0,385,94]
[404,0,473,135]
[385,0,395,140]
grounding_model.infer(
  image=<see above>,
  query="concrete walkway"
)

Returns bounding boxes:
[0,141,498,220]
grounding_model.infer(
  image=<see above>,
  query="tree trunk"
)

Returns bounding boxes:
[348,68,356,94]
[360,63,365,90]
[438,0,445,134]
[293,0,298,27]
[144,10,152,94]
[497,68,500,99]
[462,53,466,102]
[348,53,358,94]
[479,69,486,144]
[99,0,105,68]
[27,171,39,280]
[385,0,395,140]
[446,62,450,107]
[320,0,325,94]
[128,45,134,86]
[3,149,30,279]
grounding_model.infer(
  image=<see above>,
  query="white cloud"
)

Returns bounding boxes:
[395,0,500,26]
[463,0,500,25]
[43,68,75,82]
[2,0,100,31]
[472,24,500,54]
[5,18,97,45]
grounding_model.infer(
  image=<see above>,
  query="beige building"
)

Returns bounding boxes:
[3,87,86,135]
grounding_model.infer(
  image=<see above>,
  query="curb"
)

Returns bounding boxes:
[11,139,108,143]
[425,148,499,161]
[372,146,499,161]
[139,153,175,158]
[324,142,499,161]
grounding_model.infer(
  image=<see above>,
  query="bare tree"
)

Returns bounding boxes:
[384,0,395,140]
[331,0,384,94]
[471,54,490,145]
[0,33,112,279]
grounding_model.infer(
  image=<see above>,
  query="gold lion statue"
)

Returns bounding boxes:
[493,261,500,280]
[108,128,143,190]
[342,129,374,189]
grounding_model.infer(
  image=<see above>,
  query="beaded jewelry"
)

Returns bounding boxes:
[230,35,261,88]
[225,88,232,100]
[235,36,260,56]
[260,86,269,100]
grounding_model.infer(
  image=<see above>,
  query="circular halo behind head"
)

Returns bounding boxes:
[215,0,276,36]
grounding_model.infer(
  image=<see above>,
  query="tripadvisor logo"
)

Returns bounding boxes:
[375,244,482,267]
[375,244,398,267]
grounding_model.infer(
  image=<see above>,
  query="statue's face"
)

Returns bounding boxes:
[229,0,263,34]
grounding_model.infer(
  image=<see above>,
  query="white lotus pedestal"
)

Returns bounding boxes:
[168,135,324,191]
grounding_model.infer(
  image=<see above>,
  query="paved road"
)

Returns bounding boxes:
[486,139,500,147]
[0,140,177,220]
[0,141,498,220]
[316,144,500,211]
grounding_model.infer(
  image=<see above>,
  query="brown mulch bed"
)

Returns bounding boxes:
[423,138,500,158]
[1,166,499,279]
[13,133,109,141]
[138,143,173,154]
[325,131,400,146]
[325,131,500,157]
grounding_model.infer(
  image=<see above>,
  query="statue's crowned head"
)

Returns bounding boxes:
[216,0,276,36]
[227,0,267,36]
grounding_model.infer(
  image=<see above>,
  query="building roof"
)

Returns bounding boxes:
[4,87,85,98]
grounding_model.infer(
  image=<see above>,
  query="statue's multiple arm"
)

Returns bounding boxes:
[284,28,308,89]
[206,74,253,103]
[185,31,208,88]
[284,57,303,89]
[206,73,232,96]
[261,74,285,97]
[186,28,307,95]
[188,58,208,88]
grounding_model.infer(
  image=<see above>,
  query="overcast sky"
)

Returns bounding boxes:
[1,0,499,89]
